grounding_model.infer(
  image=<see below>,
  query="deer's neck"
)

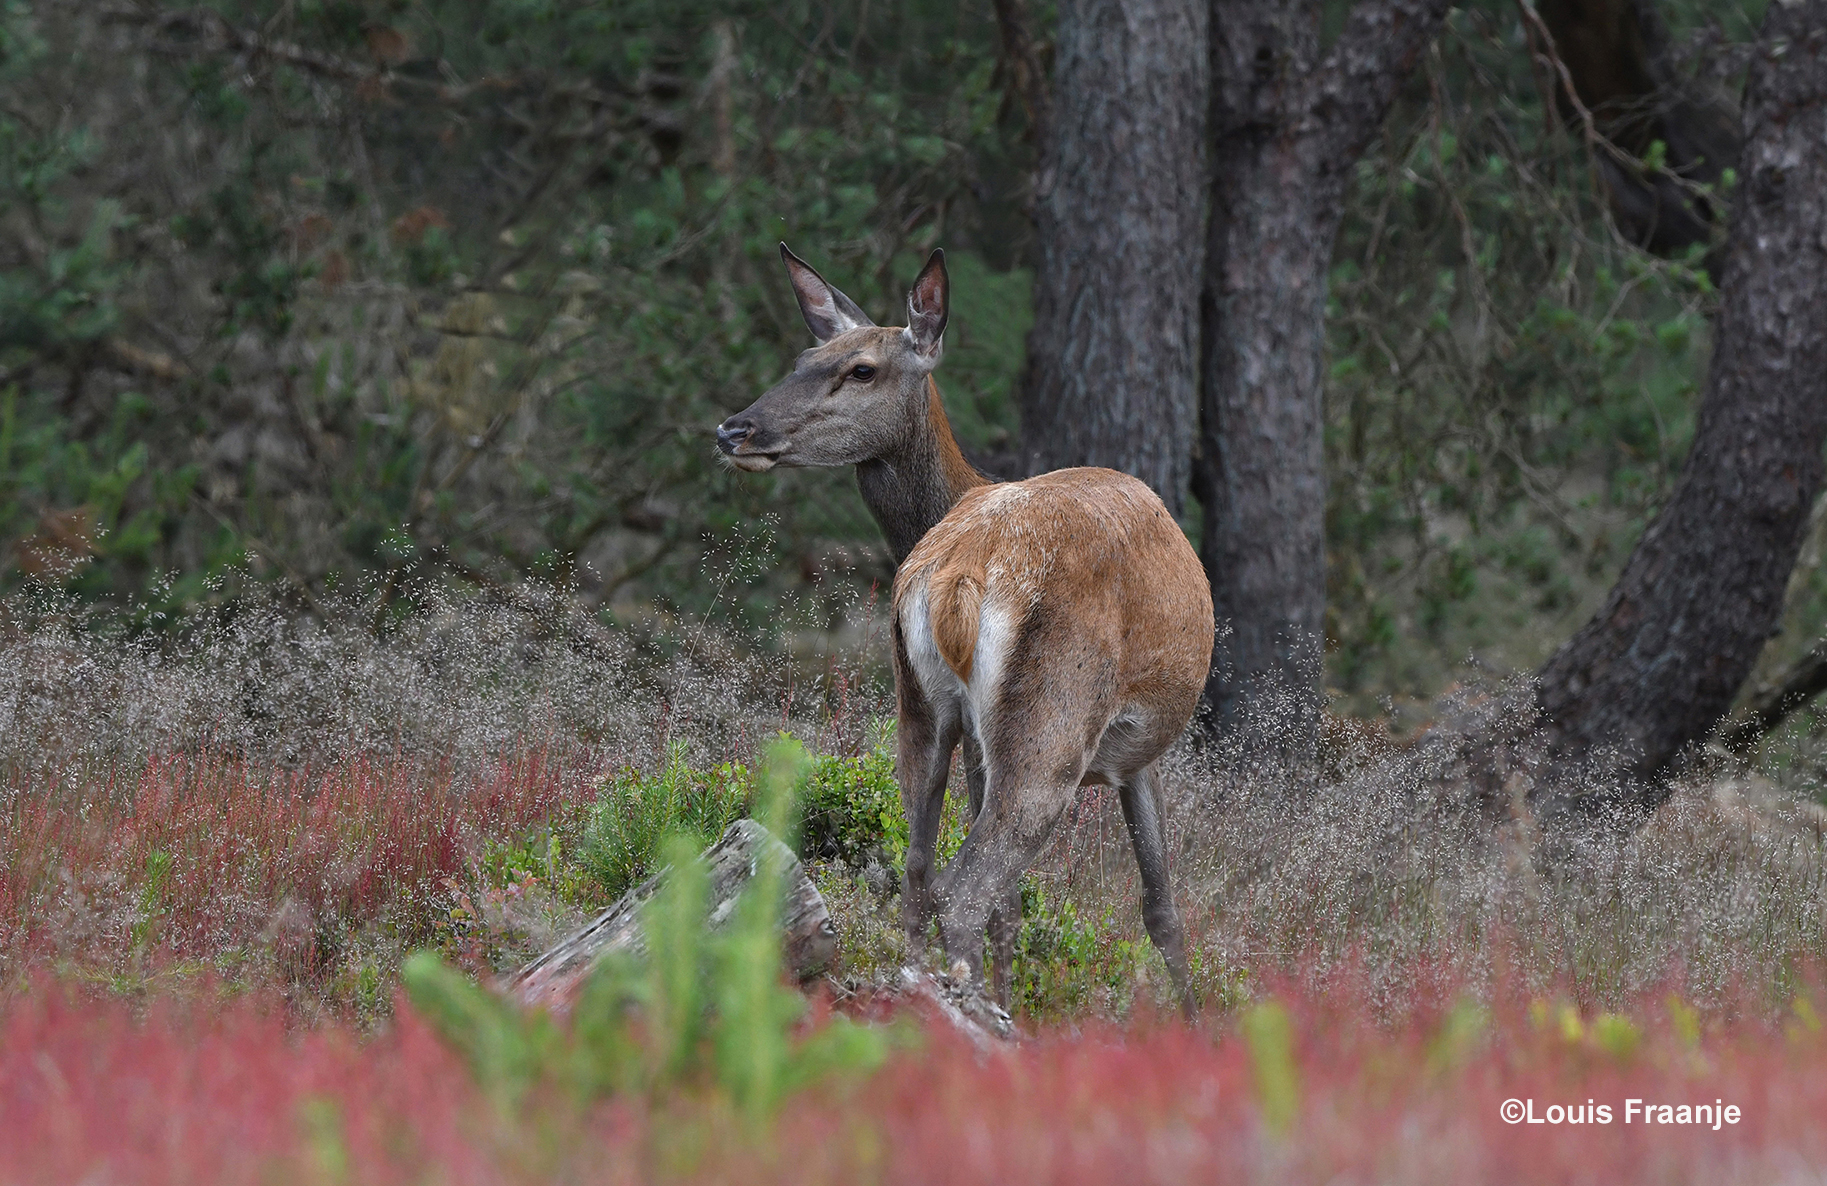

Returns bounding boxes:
[857,377,991,564]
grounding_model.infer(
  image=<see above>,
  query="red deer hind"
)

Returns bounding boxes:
[718,245,1213,1018]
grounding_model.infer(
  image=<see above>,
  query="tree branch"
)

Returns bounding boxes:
[1721,642,1827,752]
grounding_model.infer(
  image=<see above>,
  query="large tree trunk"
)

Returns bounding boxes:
[1194,0,1451,740]
[1018,0,1208,515]
[1531,0,1741,256]
[1535,0,1827,813]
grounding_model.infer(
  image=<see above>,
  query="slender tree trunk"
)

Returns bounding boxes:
[1018,0,1208,515]
[1534,0,1827,812]
[1195,0,1451,740]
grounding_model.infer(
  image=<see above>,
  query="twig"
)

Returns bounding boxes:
[1514,1,1719,211]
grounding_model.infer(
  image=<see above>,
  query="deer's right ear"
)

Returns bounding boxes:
[903,248,948,366]
[781,243,874,344]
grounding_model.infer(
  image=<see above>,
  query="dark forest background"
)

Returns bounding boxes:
[0,0,1808,733]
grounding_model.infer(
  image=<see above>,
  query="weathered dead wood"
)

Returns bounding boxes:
[896,966,1015,1048]
[507,819,836,1015]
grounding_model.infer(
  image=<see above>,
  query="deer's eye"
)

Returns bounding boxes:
[851,364,876,382]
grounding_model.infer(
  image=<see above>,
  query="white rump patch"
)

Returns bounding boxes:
[901,584,1016,751]
[966,600,1014,726]
[901,585,963,709]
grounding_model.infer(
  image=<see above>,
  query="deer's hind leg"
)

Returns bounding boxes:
[932,668,1106,990]
[894,622,962,955]
[1117,762,1194,1017]
[964,733,1024,1008]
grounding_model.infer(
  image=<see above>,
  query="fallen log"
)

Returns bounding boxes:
[506,819,836,1014]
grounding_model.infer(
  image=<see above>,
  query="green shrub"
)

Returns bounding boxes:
[578,734,919,904]
[579,741,753,899]
[476,825,598,906]
[1009,883,1146,1019]
[797,740,907,868]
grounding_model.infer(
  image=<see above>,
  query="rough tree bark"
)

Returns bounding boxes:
[1532,0,1742,256]
[1535,0,1827,813]
[1195,0,1452,739]
[1017,0,1209,515]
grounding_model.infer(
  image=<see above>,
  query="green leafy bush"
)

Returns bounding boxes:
[579,741,754,899]
[476,828,598,905]
[1010,883,1146,1019]
[577,734,919,904]
[796,740,906,868]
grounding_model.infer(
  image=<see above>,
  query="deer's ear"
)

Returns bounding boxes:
[780,243,873,344]
[903,248,948,366]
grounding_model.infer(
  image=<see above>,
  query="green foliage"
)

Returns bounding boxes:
[1321,0,1729,705]
[1424,999,1489,1074]
[1008,882,1147,1019]
[0,0,1034,624]
[709,737,810,1116]
[578,732,920,906]
[404,738,892,1120]
[937,252,1034,452]
[579,741,754,900]
[0,0,1793,720]
[477,827,598,907]
[399,951,562,1105]
[1591,1012,1643,1062]
[130,848,173,952]
[796,738,906,868]
[1242,1000,1301,1136]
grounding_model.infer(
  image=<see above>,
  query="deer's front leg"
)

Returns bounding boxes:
[894,630,960,956]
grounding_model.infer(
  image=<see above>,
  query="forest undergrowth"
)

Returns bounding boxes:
[4,586,1827,1182]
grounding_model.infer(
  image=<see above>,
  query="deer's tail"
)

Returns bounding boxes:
[926,560,987,684]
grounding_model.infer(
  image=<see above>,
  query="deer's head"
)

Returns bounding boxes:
[717,244,948,472]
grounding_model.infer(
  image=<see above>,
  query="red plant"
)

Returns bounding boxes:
[0,986,502,1186]
[0,746,592,998]
[4,971,1824,1185]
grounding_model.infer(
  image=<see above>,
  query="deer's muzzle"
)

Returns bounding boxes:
[716,415,780,471]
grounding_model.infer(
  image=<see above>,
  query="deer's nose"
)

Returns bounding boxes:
[717,416,754,453]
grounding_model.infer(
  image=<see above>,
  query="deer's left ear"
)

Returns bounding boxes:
[904,248,948,366]
[781,243,875,344]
